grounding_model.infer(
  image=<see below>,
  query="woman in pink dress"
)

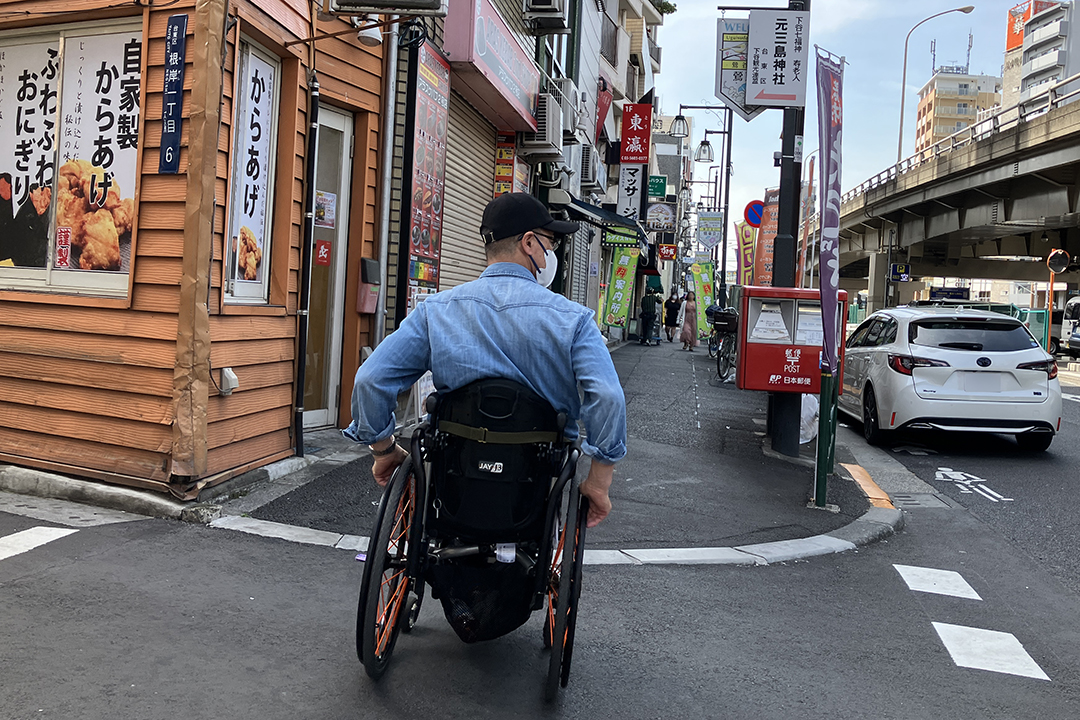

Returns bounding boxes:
[678,291,699,351]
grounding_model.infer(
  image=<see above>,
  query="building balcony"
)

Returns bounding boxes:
[1024,19,1068,52]
[647,34,661,73]
[600,22,632,100]
[1022,48,1064,78]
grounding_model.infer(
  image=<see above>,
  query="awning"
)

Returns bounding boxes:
[548,189,650,249]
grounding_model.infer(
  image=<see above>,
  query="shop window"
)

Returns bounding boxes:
[0,23,142,297]
[224,41,281,304]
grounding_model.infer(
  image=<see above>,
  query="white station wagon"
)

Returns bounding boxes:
[839,307,1062,451]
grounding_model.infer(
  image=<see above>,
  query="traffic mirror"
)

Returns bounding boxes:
[1047,249,1070,274]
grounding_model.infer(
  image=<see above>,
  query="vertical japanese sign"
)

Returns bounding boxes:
[620,103,652,164]
[736,220,755,285]
[696,211,725,250]
[405,41,450,307]
[159,15,188,174]
[747,10,810,107]
[0,40,59,268]
[754,187,780,285]
[691,262,715,337]
[602,246,640,328]
[493,132,516,197]
[816,50,845,373]
[56,31,141,272]
[617,165,644,221]
[228,47,275,290]
[714,18,765,122]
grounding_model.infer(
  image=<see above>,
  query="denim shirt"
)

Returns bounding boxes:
[345,262,627,464]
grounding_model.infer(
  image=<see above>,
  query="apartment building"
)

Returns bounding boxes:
[914,68,1002,153]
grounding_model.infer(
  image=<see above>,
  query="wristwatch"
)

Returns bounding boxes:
[369,442,399,457]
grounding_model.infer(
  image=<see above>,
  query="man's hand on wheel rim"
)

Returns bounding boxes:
[372,443,409,487]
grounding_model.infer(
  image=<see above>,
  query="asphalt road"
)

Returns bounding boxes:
[2,492,1079,719]
[839,369,1080,595]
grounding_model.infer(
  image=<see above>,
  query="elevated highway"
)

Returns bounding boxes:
[811,75,1080,309]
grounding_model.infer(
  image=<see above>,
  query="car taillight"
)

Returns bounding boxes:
[1017,359,1058,379]
[888,354,951,376]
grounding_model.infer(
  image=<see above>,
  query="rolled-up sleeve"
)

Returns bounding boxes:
[345,305,432,444]
[571,314,627,464]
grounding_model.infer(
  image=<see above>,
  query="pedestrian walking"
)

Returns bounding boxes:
[638,287,659,345]
[678,291,699,351]
[663,289,681,342]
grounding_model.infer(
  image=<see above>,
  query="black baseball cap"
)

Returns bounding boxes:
[480,192,580,244]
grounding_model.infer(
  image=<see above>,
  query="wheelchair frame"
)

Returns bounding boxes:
[355,395,589,701]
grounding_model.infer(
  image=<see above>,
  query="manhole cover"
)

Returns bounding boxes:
[891,493,952,509]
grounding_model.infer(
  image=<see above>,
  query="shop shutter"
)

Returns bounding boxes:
[440,92,497,289]
[568,227,590,305]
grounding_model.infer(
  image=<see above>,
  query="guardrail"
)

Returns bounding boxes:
[808,70,1080,227]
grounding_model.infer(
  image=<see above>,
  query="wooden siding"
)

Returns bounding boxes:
[0,0,385,493]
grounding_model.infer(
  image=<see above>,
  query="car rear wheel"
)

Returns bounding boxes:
[862,385,888,446]
[1016,432,1053,452]
[1049,337,1060,356]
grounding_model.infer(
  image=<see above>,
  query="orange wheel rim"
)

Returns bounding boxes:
[373,477,414,657]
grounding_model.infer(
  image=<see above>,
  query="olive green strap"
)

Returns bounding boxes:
[438,420,559,445]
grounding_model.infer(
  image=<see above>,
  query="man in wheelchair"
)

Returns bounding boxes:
[343,193,627,695]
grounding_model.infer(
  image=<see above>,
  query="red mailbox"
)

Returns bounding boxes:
[735,286,848,394]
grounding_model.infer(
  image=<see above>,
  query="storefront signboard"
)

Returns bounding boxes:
[648,175,666,199]
[602,246,640,328]
[658,244,677,261]
[443,0,540,131]
[405,40,451,303]
[620,103,652,164]
[746,10,810,108]
[159,14,188,174]
[645,201,675,232]
[602,226,639,248]
[616,165,644,221]
[227,45,276,296]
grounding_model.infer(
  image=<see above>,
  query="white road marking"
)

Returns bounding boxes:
[893,564,982,600]
[210,515,367,551]
[934,467,1013,502]
[892,446,937,455]
[0,491,141,527]
[0,526,79,562]
[1062,394,1080,403]
[932,622,1050,681]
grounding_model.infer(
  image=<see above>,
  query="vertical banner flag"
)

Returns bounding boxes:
[816,49,844,373]
[715,18,765,121]
[691,262,715,338]
[754,187,780,286]
[736,221,755,285]
[603,246,641,328]
[620,103,652,164]
[797,155,816,285]
[696,211,725,250]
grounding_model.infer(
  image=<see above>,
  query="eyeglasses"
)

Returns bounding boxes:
[531,230,560,250]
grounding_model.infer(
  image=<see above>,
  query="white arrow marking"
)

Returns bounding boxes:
[893,446,937,455]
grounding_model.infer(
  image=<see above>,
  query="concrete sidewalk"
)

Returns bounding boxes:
[0,341,904,564]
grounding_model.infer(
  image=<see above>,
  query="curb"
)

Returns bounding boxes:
[0,464,186,520]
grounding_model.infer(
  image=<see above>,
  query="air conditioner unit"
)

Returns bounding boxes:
[524,0,570,33]
[326,0,447,17]
[553,77,580,142]
[519,93,564,159]
[580,144,600,188]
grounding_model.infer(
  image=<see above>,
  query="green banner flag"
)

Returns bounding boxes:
[603,247,641,328]
[690,262,715,338]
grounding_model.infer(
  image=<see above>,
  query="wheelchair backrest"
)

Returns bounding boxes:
[427,378,566,543]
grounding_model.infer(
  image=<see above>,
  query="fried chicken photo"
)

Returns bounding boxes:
[54,158,130,271]
[237,225,262,280]
[79,208,121,270]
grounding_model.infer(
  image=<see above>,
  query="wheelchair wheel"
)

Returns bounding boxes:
[357,456,417,679]
[544,485,588,701]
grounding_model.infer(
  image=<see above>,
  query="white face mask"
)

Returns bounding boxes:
[534,246,558,288]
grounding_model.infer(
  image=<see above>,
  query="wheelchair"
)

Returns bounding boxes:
[355,378,589,700]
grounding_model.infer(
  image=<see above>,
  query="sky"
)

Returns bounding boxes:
[654,0,1011,272]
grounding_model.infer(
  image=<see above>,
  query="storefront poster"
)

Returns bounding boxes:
[0,39,59,268]
[315,190,336,228]
[736,220,755,285]
[690,262,715,338]
[754,187,779,286]
[407,41,450,292]
[603,246,640,328]
[230,48,275,284]
[493,133,516,197]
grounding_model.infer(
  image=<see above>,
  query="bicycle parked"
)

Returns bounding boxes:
[707,306,739,380]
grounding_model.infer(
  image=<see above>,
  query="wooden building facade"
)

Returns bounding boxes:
[0,0,386,498]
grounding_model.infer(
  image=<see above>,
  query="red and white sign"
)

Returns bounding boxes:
[658,244,677,261]
[596,77,614,140]
[314,239,332,266]
[1007,2,1057,52]
[620,103,652,164]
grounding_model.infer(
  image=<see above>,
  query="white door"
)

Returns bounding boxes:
[303,108,353,428]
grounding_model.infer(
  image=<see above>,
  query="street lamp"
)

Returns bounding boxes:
[897,6,975,164]
[670,113,690,138]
